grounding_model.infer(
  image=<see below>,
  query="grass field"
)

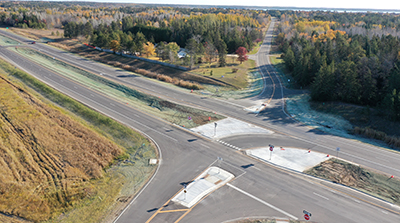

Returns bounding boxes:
[305,158,400,205]
[0,59,157,223]
[191,56,256,89]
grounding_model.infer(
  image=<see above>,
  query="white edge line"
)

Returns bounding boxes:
[313,192,329,200]
[113,131,162,223]
[0,50,163,223]
[227,183,298,220]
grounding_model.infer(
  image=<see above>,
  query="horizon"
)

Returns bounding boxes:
[40,0,400,11]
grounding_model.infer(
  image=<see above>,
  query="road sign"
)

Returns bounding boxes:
[270,147,273,151]
[336,147,340,151]
[184,189,187,193]
[304,214,310,220]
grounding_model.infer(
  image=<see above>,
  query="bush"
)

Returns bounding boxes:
[157,74,173,83]
[113,62,121,67]
[232,68,239,73]
[178,80,202,90]
[121,64,131,70]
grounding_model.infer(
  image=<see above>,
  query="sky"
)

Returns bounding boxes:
[80,0,400,11]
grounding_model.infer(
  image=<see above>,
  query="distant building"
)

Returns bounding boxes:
[178,48,188,58]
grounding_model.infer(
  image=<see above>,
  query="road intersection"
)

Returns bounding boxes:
[0,18,399,222]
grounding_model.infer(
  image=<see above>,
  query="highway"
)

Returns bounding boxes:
[1,22,399,178]
[0,19,399,222]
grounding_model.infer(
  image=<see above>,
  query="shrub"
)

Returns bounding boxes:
[113,62,121,67]
[178,80,202,90]
[232,68,239,73]
[121,64,131,70]
[157,74,173,83]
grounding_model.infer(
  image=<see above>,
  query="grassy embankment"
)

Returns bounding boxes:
[0,59,156,223]
[305,158,400,205]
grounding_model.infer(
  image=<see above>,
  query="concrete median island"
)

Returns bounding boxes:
[172,166,234,208]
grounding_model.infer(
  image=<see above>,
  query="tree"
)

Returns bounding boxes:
[216,38,228,67]
[186,38,198,68]
[166,42,180,63]
[311,61,335,101]
[143,42,155,58]
[133,32,146,55]
[235,46,248,64]
[156,42,168,61]
[109,40,120,53]
[82,21,93,38]
[283,46,295,71]
[204,42,217,64]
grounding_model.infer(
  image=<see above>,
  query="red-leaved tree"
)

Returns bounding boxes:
[236,47,248,64]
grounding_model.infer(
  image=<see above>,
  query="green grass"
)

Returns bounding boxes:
[248,42,262,55]
[192,57,257,90]
[0,33,20,46]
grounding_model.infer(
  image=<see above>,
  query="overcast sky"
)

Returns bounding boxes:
[79,0,400,11]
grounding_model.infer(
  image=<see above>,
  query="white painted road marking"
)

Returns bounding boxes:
[200,143,210,149]
[313,192,329,200]
[227,183,298,220]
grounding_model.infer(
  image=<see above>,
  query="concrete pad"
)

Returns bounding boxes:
[171,166,234,208]
[246,147,331,172]
[191,117,274,139]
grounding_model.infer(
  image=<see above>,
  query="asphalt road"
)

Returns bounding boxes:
[0,21,399,223]
[1,23,399,179]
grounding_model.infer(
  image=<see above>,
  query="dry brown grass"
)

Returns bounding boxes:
[353,127,400,149]
[306,158,400,205]
[0,75,123,222]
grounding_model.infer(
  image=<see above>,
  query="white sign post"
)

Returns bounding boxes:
[269,145,274,160]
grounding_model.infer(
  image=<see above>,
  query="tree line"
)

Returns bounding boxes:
[63,11,267,67]
[276,13,400,121]
[0,2,269,68]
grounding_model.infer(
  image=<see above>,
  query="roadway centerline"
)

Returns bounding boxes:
[226,183,298,220]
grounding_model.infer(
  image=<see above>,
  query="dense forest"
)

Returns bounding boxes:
[0,2,269,67]
[276,11,400,121]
